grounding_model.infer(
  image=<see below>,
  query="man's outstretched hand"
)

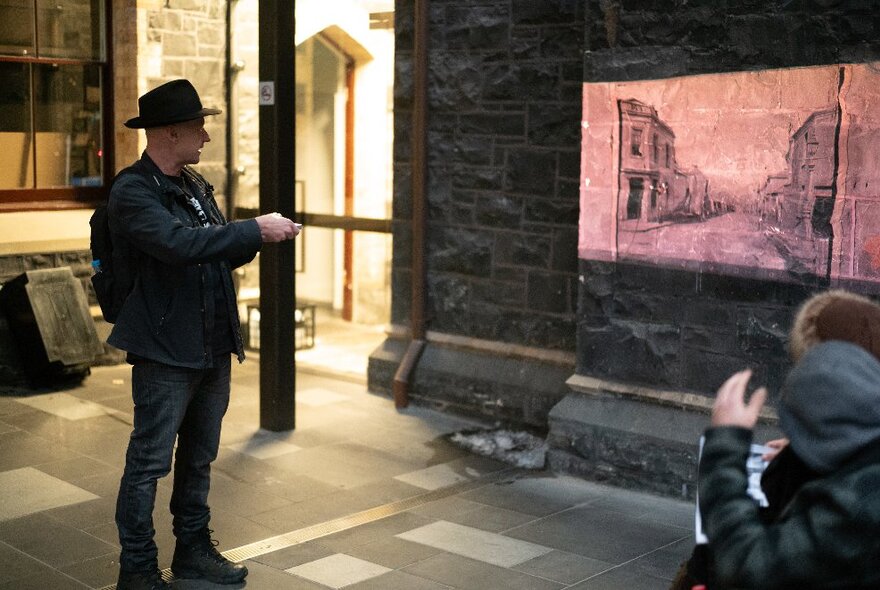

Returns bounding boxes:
[711,369,767,429]
[255,213,301,243]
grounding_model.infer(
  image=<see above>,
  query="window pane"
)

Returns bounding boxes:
[37,0,104,59]
[33,63,102,188]
[0,1,35,57]
[0,62,33,189]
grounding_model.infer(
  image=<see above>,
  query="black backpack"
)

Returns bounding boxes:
[89,199,134,324]
[89,165,164,323]
[89,165,210,323]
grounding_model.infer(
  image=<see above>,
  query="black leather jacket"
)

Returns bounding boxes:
[106,153,262,368]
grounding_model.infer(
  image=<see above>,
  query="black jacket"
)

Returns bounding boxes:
[106,153,262,367]
[699,341,880,589]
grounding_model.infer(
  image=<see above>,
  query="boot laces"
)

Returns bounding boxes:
[194,529,224,560]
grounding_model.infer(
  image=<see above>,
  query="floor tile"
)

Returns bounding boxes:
[14,392,120,420]
[0,358,712,590]
[0,430,80,471]
[0,566,92,590]
[402,553,563,590]
[224,431,302,460]
[68,469,125,497]
[409,496,537,533]
[513,550,614,585]
[592,485,694,528]
[393,461,476,491]
[0,397,31,418]
[249,478,421,531]
[460,473,601,517]
[0,541,49,585]
[628,537,693,581]
[34,455,117,483]
[207,471,293,517]
[213,447,337,498]
[265,442,421,489]
[353,430,468,467]
[0,513,118,568]
[567,563,673,589]
[344,535,442,569]
[286,553,391,589]
[199,559,327,589]
[319,512,432,553]
[295,388,351,406]
[395,520,553,567]
[0,467,98,522]
[252,540,336,571]
[504,505,690,563]
[57,551,119,590]
[44,494,116,530]
[346,570,454,590]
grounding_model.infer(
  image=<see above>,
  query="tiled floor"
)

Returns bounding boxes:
[0,349,694,589]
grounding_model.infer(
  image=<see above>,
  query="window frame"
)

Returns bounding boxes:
[0,2,114,213]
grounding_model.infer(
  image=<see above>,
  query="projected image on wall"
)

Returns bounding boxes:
[579,62,880,286]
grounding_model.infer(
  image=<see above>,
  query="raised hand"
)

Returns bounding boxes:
[711,369,767,429]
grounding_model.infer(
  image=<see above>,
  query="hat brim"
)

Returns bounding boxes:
[124,108,222,129]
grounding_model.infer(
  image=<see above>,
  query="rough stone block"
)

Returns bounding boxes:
[474,195,523,229]
[547,390,781,498]
[528,103,580,147]
[496,232,551,267]
[524,198,579,225]
[578,320,681,388]
[512,0,580,25]
[445,6,510,51]
[427,228,492,276]
[527,271,569,314]
[460,112,526,137]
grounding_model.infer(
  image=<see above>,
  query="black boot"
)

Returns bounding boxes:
[116,569,171,590]
[171,528,248,584]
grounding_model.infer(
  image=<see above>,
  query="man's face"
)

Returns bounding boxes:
[171,117,210,166]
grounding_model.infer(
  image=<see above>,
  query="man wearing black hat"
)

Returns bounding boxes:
[108,79,299,590]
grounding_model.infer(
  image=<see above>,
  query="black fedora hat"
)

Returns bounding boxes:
[124,79,221,129]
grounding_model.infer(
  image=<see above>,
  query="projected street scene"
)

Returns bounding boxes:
[579,63,880,286]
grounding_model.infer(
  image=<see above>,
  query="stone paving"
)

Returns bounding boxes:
[0,360,694,589]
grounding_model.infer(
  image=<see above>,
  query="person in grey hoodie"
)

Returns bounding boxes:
[672,288,880,590]
[699,339,880,589]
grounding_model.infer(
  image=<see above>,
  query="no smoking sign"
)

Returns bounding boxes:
[259,81,275,106]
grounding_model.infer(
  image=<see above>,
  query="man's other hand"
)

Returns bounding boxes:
[255,213,301,243]
[711,369,767,429]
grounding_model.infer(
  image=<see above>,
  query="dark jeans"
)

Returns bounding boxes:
[115,356,231,572]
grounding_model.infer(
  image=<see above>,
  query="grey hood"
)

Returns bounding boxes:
[779,340,880,473]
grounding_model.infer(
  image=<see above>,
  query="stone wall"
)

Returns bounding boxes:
[112,0,140,172]
[578,1,880,397]
[370,0,585,427]
[139,0,229,208]
[380,0,880,492]
[392,0,582,349]
[547,1,880,497]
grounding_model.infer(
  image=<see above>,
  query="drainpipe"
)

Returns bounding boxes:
[392,0,429,409]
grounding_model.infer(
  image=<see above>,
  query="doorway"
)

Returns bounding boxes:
[292,31,393,381]
[230,3,395,382]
